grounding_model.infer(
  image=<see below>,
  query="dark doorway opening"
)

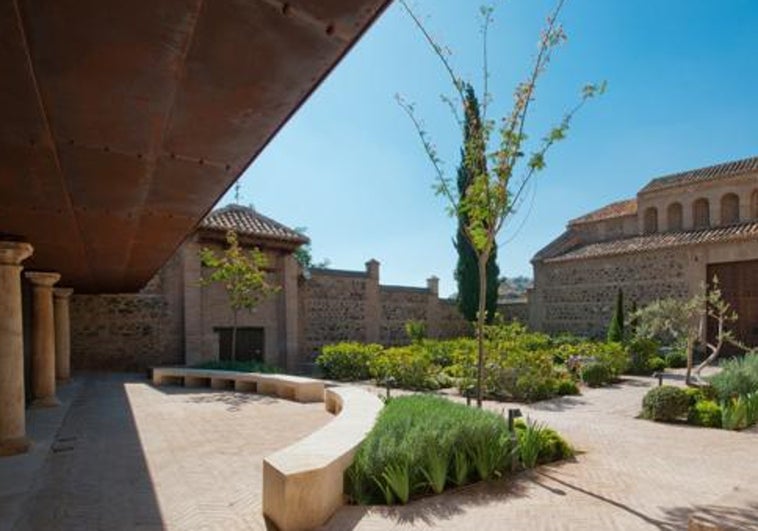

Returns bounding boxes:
[214,327,264,362]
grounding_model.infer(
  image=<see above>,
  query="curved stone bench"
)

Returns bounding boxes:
[263,386,383,531]
[151,367,324,403]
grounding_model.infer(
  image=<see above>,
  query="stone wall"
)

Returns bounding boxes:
[299,262,470,358]
[71,294,182,371]
[531,248,691,337]
[299,269,370,359]
[498,300,529,323]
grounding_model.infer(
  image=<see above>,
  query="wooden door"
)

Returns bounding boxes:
[707,260,758,355]
[215,327,264,362]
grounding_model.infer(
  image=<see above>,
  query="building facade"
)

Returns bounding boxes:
[530,156,758,349]
[70,204,470,373]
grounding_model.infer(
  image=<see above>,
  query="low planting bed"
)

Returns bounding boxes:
[345,394,572,505]
[641,353,758,431]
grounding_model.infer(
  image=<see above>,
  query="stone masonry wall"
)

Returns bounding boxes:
[299,264,471,358]
[380,287,429,345]
[71,294,182,371]
[299,270,370,358]
[532,248,690,337]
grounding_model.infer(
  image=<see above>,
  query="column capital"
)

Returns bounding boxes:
[0,241,33,266]
[53,287,74,299]
[25,271,61,287]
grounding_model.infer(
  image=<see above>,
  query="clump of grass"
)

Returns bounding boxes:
[345,394,571,505]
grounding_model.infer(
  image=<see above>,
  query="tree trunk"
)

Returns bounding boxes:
[476,256,487,408]
[694,316,724,381]
[231,310,238,363]
[685,336,694,386]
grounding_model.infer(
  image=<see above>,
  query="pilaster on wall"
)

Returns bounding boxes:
[182,240,203,366]
[426,276,440,338]
[364,260,380,343]
[281,254,300,372]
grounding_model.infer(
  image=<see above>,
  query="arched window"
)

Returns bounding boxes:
[693,198,710,229]
[667,202,683,231]
[720,193,740,225]
[643,207,658,234]
[752,190,758,219]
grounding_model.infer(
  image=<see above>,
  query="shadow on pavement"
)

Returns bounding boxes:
[11,374,164,530]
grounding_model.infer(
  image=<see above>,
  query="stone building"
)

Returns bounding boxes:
[530,155,758,349]
[71,204,469,373]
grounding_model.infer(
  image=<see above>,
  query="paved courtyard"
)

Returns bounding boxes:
[1,373,757,530]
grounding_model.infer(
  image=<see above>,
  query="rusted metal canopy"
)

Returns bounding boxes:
[0,0,390,293]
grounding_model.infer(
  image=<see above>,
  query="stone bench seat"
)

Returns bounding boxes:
[151,367,325,403]
[263,386,383,531]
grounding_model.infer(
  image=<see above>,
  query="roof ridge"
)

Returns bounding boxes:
[640,155,758,194]
[569,197,637,226]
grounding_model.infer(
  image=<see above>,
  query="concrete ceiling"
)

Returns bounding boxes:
[0,0,391,293]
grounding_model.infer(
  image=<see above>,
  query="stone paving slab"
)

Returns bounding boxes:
[3,371,757,530]
[4,373,332,531]
[320,374,758,531]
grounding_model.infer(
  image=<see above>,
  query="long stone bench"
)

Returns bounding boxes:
[262,386,383,531]
[151,367,325,403]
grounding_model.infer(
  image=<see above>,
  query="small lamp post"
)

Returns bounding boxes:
[508,408,523,472]
[385,376,396,400]
[465,384,476,407]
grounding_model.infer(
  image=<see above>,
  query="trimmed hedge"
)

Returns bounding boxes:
[641,385,689,421]
[316,342,382,381]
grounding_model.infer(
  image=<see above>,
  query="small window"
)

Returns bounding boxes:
[667,202,683,231]
[693,198,710,229]
[643,207,658,234]
[751,190,758,219]
[720,193,740,225]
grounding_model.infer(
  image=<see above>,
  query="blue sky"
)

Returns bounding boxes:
[219,0,758,297]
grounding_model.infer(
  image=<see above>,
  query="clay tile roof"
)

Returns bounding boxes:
[568,198,637,226]
[543,221,758,263]
[532,230,583,262]
[640,155,758,194]
[200,204,308,245]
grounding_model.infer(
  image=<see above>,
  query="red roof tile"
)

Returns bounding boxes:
[568,198,637,225]
[640,156,758,194]
[543,221,758,263]
[200,204,308,245]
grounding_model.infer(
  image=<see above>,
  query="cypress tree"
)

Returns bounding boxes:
[607,288,624,342]
[454,84,499,323]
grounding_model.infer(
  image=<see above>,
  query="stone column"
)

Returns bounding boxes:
[281,254,300,372]
[54,288,74,382]
[0,241,33,456]
[25,271,61,408]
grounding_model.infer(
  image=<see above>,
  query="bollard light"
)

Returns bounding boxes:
[465,384,475,407]
[508,408,523,472]
[385,376,396,400]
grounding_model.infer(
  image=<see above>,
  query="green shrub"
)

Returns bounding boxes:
[404,320,427,343]
[514,418,573,464]
[368,346,441,390]
[626,338,661,375]
[192,359,278,373]
[641,385,690,422]
[581,362,611,387]
[316,342,382,381]
[688,400,722,428]
[423,338,474,368]
[346,395,572,505]
[664,349,688,369]
[647,357,667,373]
[555,378,580,396]
[709,353,758,401]
[722,392,758,430]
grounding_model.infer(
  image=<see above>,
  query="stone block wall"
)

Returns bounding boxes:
[71,294,182,371]
[531,248,691,337]
[498,300,529,323]
[379,287,429,345]
[299,263,470,359]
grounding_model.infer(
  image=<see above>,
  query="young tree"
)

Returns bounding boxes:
[607,288,624,342]
[632,277,742,385]
[455,84,500,324]
[199,230,280,362]
[397,0,604,406]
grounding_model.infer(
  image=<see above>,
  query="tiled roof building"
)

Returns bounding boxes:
[530,156,758,349]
